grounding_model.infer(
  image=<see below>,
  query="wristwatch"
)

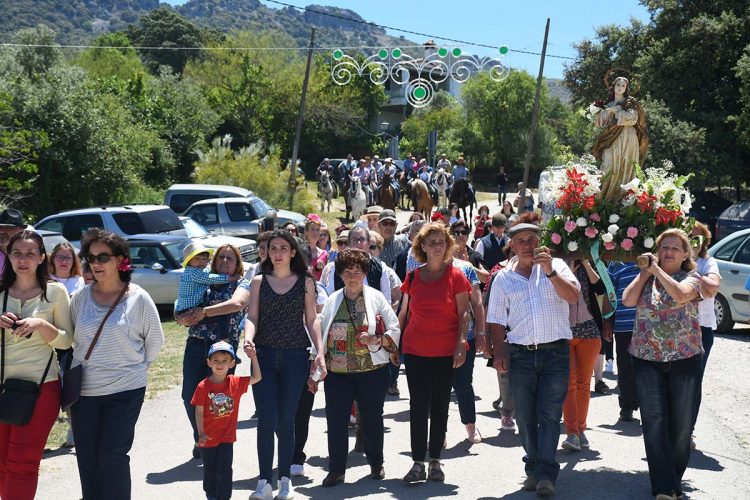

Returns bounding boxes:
[545,269,558,279]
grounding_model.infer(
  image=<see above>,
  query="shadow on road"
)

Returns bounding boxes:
[146,458,202,484]
[296,477,460,499]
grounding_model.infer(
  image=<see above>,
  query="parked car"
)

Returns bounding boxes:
[34,205,186,248]
[687,191,732,240]
[35,229,70,255]
[180,216,258,262]
[164,184,305,230]
[183,197,304,240]
[707,227,750,332]
[715,201,750,242]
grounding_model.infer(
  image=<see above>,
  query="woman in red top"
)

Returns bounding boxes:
[398,222,471,484]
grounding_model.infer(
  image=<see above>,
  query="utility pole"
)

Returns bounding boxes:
[518,18,550,214]
[287,28,315,209]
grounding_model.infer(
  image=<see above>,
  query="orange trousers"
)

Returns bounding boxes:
[563,337,601,435]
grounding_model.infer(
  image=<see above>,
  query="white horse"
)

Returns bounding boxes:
[348,175,367,220]
[318,170,334,212]
[435,168,450,209]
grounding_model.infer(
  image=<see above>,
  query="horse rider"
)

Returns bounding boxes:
[352,159,375,206]
[418,159,439,204]
[452,157,475,204]
[377,157,401,205]
[316,158,334,179]
[437,153,452,171]
[402,153,415,175]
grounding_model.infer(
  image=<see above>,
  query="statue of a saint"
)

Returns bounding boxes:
[591,76,649,202]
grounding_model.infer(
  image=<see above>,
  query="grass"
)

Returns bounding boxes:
[44,319,186,451]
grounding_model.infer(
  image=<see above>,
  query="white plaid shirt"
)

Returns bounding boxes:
[486,257,579,345]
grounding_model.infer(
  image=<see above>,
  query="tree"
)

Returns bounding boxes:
[75,32,146,80]
[400,91,463,158]
[0,91,45,202]
[14,24,61,80]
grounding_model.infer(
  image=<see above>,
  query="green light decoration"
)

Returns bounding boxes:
[330,46,510,108]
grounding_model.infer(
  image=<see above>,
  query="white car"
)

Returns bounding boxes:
[180,216,258,263]
[707,227,750,332]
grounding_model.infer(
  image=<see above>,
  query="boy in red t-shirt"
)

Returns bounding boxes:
[191,341,261,500]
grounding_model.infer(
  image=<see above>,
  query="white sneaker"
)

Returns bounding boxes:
[277,476,294,500]
[605,360,615,373]
[249,479,272,500]
[290,463,304,477]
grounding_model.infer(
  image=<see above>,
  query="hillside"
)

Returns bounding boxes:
[0,0,410,48]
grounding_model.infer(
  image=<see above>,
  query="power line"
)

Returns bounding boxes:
[0,42,423,51]
[263,0,575,60]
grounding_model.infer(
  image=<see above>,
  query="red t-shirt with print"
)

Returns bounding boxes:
[400,264,472,357]
[191,375,250,447]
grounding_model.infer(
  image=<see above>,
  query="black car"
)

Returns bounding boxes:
[687,191,732,240]
[716,201,750,242]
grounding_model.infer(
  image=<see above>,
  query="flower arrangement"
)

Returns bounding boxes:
[581,100,605,122]
[541,158,694,259]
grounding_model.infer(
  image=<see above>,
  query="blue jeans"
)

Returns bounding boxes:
[634,354,702,497]
[252,347,309,482]
[324,366,390,473]
[71,387,146,500]
[182,337,214,443]
[452,338,477,424]
[199,443,233,500]
[508,345,570,482]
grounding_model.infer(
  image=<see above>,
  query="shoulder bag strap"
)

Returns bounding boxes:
[84,284,128,361]
[1,290,54,386]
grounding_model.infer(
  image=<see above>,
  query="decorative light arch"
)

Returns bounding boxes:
[331,46,511,107]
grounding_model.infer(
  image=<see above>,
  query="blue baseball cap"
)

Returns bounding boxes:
[207,341,236,359]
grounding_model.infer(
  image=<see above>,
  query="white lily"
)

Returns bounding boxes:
[620,178,640,193]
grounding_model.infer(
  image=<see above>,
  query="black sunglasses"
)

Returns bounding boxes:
[452,229,469,236]
[86,253,115,264]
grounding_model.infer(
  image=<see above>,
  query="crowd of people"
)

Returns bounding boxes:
[0,193,725,500]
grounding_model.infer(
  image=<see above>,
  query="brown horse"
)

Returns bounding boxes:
[378,173,396,210]
[449,178,474,222]
[411,179,433,220]
[398,171,412,210]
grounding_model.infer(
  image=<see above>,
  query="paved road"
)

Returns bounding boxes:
[39,325,750,499]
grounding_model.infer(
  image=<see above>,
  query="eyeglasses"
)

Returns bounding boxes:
[86,253,115,264]
[54,254,74,262]
[350,237,368,244]
[451,229,469,236]
[379,220,397,227]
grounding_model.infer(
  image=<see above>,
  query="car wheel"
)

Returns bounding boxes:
[714,294,735,333]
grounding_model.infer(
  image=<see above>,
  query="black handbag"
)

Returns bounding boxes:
[0,292,54,426]
[61,284,128,411]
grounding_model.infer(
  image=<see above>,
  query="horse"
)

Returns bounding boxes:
[449,177,474,222]
[317,170,334,212]
[434,168,450,209]
[347,175,367,220]
[411,178,434,220]
[398,170,412,210]
[378,172,396,211]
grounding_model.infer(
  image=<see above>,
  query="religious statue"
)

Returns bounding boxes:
[591,75,649,202]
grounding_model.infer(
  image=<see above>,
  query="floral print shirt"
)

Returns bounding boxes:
[188,279,251,348]
[629,270,703,362]
[325,295,376,374]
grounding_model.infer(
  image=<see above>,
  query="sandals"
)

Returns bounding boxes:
[428,460,445,482]
[466,424,483,444]
[403,462,426,483]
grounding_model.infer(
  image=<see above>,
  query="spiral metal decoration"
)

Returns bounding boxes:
[331,46,510,108]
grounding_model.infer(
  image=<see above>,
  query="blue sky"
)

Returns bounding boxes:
[164,0,651,78]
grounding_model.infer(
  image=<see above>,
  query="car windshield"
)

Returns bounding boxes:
[165,240,191,263]
[181,217,208,238]
[251,198,270,218]
[114,209,184,235]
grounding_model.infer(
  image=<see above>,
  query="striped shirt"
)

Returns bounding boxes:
[380,234,410,269]
[486,257,579,345]
[71,284,164,397]
[607,262,639,333]
[175,266,231,312]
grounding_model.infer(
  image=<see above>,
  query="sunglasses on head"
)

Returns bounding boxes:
[86,253,115,264]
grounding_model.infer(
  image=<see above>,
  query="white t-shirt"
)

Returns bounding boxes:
[696,256,721,329]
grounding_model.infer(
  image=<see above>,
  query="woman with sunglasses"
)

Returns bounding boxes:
[70,229,164,500]
[177,244,250,459]
[0,231,73,500]
[689,222,721,449]
[623,229,703,499]
[49,242,85,295]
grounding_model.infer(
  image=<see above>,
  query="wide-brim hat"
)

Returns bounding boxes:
[379,209,397,222]
[182,241,215,268]
[360,205,383,220]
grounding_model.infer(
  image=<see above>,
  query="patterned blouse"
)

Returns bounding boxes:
[629,270,703,362]
[188,279,251,348]
[325,295,377,374]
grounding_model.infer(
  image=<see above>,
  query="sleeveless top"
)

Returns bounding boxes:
[255,274,311,350]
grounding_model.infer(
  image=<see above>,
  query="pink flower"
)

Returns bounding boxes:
[584,227,598,239]
[626,226,639,238]
[589,213,601,222]
[564,220,577,233]
[621,238,634,251]
[604,240,616,251]
[551,232,562,245]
